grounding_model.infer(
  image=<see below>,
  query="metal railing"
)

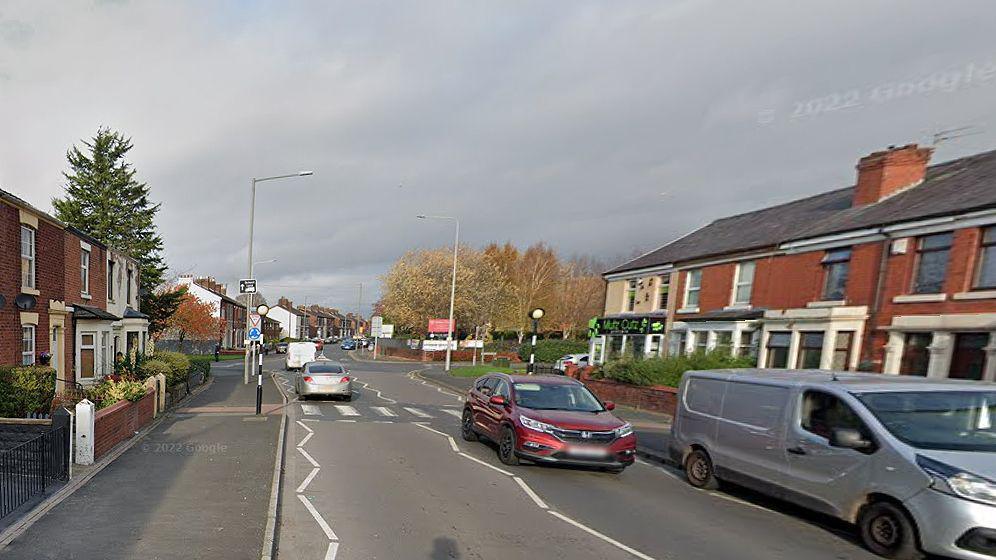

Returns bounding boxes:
[0,426,69,519]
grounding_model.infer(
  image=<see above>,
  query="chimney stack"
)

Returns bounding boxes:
[853,144,933,206]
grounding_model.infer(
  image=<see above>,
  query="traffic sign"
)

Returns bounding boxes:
[371,316,383,337]
[239,279,257,294]
[248,327,262,341]
[381,324,394,338]
[249,313,262,329]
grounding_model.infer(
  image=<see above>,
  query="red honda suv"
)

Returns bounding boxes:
[461,374,637,473]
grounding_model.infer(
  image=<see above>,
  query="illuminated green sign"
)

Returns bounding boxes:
[589,316,666,336]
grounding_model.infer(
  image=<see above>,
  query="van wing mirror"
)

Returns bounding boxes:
[829,428,874,452]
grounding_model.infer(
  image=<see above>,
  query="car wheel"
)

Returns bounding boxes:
[858,501,924,560]
[461,409,478,442]
[684,448,719,490]
[498,426,519,466]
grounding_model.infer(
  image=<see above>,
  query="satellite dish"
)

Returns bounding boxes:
[15,293,36,310]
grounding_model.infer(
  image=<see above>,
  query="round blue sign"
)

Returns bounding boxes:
[248,327,262,340]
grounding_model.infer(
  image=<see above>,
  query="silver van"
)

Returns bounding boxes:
[669,369,996,560]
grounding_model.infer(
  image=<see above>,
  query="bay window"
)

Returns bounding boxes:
[797,332,824,369]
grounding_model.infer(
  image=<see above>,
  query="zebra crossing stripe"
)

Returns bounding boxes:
[403,407,432,418]
[334,405,360,416]
[301,404,323,416]
[372,407,397,417]
[441,409,463,418]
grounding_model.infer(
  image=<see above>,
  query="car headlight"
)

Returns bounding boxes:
[917,455,996,506]
[520,415,555,434]
[616,423,634,438]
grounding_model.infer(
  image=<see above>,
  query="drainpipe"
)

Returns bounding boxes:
[862,237,892,371]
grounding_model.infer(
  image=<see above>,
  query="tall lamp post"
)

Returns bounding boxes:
[527,308,545,374]
[254,304,270,415]
[417,214,459,372]
[244,171,313,383]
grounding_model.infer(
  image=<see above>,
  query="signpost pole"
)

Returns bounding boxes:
[255,341,263,415]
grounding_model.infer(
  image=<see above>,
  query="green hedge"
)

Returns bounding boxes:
[599,351,757,387]
[188,356,212,379]
[517,339,589,363]
[144,351,191,387]
[0,366,57,417]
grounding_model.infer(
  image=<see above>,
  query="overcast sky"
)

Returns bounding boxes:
[2,0,995,316]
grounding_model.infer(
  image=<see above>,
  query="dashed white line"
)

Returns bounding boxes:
[371,406,397,417]
[336,419,357,423]
[297,467,320,493]
[334,405,360,416]
[513,476,548,509]
[297,494,338,541]
[635,459,682,481]
[403,407,433,418]
[324,542,339,560]
[412,423,449,437]
[458,452,514,477]
[441,409,463,418]
[295,420,313,433]
[297,447,320,468]
[447,436,460,453]
[548,511,657,560]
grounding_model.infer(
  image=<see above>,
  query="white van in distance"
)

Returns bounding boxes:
[669,369,996,560]
[285,341,318,371]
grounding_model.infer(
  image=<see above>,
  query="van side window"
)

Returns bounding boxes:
[723,383,788,429]
[800,391,868,440]
[685,378,726,416]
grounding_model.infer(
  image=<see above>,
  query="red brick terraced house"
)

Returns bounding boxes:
[2,189,149,392]
[599,144,996,381]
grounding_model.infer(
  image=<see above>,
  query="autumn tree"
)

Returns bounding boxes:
[163,292,220,351]
[550,256,606,339]
[508,243,560,342]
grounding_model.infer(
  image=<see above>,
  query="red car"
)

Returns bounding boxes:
[461,374,637,473]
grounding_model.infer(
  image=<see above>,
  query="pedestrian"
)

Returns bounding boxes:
[214,343,221,362]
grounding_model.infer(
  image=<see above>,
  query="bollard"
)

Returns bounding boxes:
[75,399,95,465]
[144,376,159,417]
[156,373,167,412]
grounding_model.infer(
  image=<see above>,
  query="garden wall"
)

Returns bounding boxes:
[93,390,156,460]
[567,366,678,417]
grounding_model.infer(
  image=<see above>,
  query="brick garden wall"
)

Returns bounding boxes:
[567,366,678,417]
[93,389,156,460]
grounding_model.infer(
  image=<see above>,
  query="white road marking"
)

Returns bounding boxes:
[412,423,449,437]
[447,436,460,453]
[324,542,339,560]
[297,447,320,468]
[441,409,462,418]
[301,404,323,416]
[548,511,657,560]
[295,420,313,433]
[403,407,432,418]
[336,419,357,423]
[357,382,397,403]
[296,467,320,493]
[513,476,548,509]
[297,494,338,541]
[334,405,360,416]
[297,432,313,448]
[635,459,683,481]
[371,406,397,417]
[373,420,394,423]
[458,452,514,477]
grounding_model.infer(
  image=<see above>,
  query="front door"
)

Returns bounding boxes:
[784,390,875,517]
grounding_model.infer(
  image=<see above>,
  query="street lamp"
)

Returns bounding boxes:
[417,214,459,372]
[244,171,313,384]
[254,304,270,415]
[528,308,545,374]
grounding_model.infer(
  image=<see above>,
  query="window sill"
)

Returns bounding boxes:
[807,300,846,308]
[676,307,699,314]
[723,304,752,311]
[893,293,947,303]
[952,290,996,301]
[21,287,40,296]
[81,293,92,300]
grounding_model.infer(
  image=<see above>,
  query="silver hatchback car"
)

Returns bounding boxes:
[296,361,352,401]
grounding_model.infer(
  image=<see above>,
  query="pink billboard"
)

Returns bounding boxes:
[427,318,453,333]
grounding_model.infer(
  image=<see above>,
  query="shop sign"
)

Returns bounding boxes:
[589,316,667,337]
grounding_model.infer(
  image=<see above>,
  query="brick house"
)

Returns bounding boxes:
[599,144,996,381]
[2,189,149,391]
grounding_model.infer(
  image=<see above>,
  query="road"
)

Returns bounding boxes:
[273,347,881,560]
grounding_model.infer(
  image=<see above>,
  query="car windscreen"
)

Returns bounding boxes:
[856,391,996,452]
[513,382,604,413]
[307,364,344,374]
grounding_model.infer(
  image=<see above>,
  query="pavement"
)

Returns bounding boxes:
[0,359,284,560]
[273,348,879,560]
[416,365,675,462]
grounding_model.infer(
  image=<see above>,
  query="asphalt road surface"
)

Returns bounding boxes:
[273,347,882,560]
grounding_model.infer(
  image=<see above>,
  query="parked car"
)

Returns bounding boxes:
[285,341,317,371]
[276,342,288,354]
[669,369,996,560]
[340,339,357,351]
[295,360,352,401]
[461,373,636,473]
[555,354,589,372]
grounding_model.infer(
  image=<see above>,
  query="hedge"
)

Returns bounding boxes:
[517,339,589,363]
[0,366,57,417]
[599,351,757,387]
[188,356,212,379]
[144,351,191,387]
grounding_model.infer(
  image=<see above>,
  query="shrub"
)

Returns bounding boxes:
[141,359,171,380]
[0,366,57,417]
[517,339,589,363]
[101,378,148,407]
[188,356,212,379]
[147,351,191,387]
[600,351,757,388]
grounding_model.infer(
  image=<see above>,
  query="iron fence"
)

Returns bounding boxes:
[0,426,69,519]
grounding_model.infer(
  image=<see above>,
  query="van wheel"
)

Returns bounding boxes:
[684,449,719,490]
[858,501,924,560]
